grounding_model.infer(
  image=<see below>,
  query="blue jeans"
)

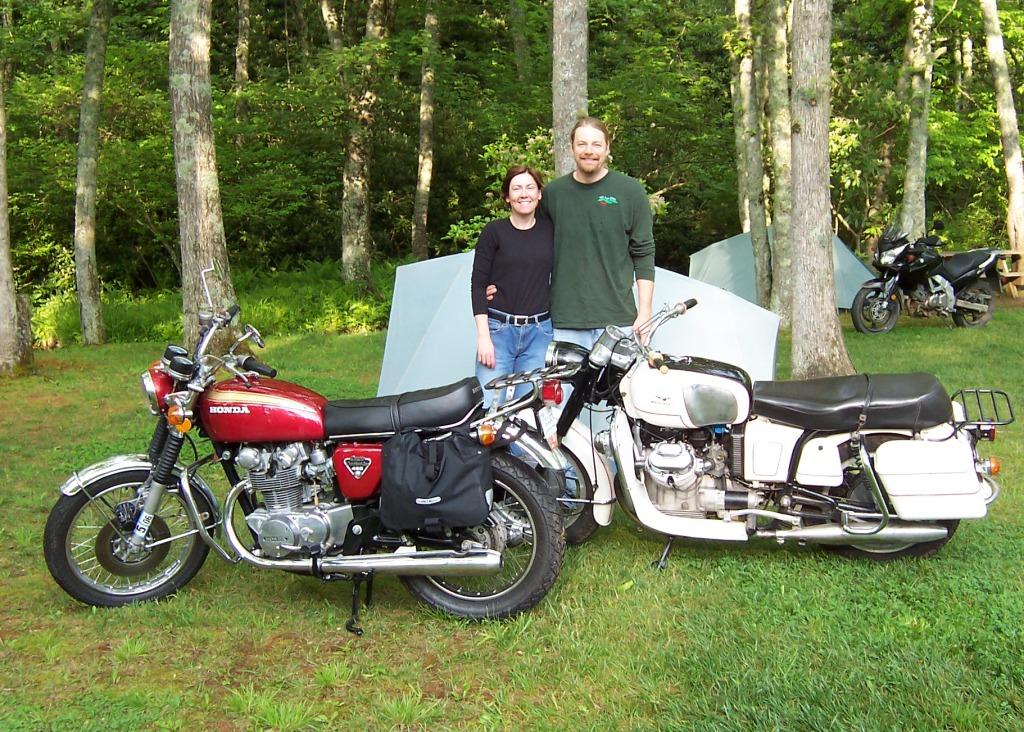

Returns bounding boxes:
[552,327,608,351]
[477,317,553,408]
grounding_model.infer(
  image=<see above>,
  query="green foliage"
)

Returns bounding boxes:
[33,259,398,348]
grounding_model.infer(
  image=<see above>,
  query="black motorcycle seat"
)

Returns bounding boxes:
[323,377,483,437]
[935,249,996,283]
[751,373,952,432]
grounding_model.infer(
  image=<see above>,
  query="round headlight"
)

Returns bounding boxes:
[140,371,160,415]
[545,340,590,369]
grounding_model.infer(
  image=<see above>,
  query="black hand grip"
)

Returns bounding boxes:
[684,298,698,310]
[226,304,241,320]
[241,356,277,378]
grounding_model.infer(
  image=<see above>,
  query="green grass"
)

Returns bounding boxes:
[1,302,1022,730]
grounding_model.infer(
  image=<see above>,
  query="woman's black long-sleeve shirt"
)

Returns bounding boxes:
[470,217,554,317]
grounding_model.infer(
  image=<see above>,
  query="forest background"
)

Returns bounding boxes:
[3,0,1023,345]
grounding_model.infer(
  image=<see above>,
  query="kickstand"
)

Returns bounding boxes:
[345,572,375,636]
[652,537,674,571]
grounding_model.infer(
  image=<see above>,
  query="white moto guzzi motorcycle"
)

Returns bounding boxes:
[484,299,1013,563]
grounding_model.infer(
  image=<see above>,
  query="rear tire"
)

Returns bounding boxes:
[44,468,211,607]
[400,452,565,619]
[952,284,995,328]
[851,287,900,334]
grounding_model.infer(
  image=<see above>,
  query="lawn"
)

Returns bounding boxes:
[0,302,1021,731]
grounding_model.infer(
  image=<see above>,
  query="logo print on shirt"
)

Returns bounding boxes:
[597,195,619,207]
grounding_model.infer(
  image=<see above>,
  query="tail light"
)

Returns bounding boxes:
[541,380,563,406]
[978,426,997,441]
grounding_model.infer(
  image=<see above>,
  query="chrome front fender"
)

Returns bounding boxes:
[59,453,221,524]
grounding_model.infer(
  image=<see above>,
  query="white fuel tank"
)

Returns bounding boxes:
[621,357,752,429]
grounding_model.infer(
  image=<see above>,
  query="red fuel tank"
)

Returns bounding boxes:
[333,444,383,500]
[197,378,327,443]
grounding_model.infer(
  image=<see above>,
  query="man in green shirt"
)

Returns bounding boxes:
[542,117,655,349]
[488,117,655,349]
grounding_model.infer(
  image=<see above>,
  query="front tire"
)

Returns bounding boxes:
[559,448,600,546]
[400,452,565,619]
[44,468,211,607]
[851,287,901,333]
[952,284,995,328]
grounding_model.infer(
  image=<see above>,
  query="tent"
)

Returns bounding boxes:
[688,229,873,309]
[377,253,781,397]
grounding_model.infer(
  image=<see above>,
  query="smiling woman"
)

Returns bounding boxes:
[470,165,554,409]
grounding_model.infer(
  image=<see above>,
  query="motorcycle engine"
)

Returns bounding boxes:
[234,442,354,559]
[911,277,954,312]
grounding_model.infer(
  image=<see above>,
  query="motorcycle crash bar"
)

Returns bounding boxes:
[757,522,948,546]
[220,482,502,576]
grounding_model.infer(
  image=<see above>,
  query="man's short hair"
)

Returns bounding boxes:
[570,117,611,145]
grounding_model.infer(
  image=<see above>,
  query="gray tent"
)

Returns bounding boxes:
[377,253,781,397]
[688,229,873,309]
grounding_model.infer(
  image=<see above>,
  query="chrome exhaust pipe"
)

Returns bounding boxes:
[223,482,502,576]
[760,522,948,546]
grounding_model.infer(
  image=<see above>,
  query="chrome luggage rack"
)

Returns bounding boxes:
[484,363,580,392]
[951,388,1015,427]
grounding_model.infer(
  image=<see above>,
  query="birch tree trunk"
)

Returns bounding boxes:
[765,0,793,326]
[731,75,750,231]
[411,1,437,261]
[341,0,387,286]
[981,0,1024,255]
[552,0,587,177]
[234,0,250,125]
[73,0,111,345]
[320,0,344,52]
[734,0,771,308]
[790,0,854,379]
[169,0,239,351]
[898,0,934,241]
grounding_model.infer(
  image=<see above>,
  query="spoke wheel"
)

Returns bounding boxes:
[851,288,901,334]
[45,468,211,606]
[559,448,599,545]
[400,452,564,619]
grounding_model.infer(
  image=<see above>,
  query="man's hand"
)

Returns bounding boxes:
[633,279,655,344]
[485,284,497,301]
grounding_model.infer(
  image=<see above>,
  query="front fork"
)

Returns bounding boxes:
[129,423,185,550]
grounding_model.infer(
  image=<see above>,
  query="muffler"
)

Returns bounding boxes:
[955,298,989,313]
[761,522,948,546]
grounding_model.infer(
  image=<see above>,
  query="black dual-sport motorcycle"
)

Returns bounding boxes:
[852,222,1006,333]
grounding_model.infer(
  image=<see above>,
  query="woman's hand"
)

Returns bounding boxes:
[477,333,496,368]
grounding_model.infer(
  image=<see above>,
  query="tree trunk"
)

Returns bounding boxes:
[341,0,388,286]
[292,0,311,57]
[981,0,1024,255]
[169,0,239,351]
[731,75,750,231]
[234,0,250,125]
[509,0,530,82]
[552,0,588,177]
[765,0,793,326]
[0,63,31,373]
[898,0,934,241]
[320,0,344,52]
[73,0,111,346]
[411,1,437,261]
[734,0,771,308]
[790,0,854,379]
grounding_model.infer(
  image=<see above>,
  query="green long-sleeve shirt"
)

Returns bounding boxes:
[541,170,655,329]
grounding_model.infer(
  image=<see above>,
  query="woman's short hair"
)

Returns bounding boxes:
[570,116,611,145]
[501,166,545,202]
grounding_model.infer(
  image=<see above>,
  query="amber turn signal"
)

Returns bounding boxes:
[990,456,1001,476]
[477,422,496,446]
[167,405,190,426]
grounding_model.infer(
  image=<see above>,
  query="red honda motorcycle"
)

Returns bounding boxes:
[43,295,564,633]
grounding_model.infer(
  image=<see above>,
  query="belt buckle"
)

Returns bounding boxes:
[513,315,527,326]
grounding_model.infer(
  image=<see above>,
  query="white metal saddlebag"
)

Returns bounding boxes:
[873,439,986,520]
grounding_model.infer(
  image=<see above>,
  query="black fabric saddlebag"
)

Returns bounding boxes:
[379,430,492,531]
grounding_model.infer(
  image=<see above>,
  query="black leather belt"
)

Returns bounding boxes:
[487,309,550,326]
